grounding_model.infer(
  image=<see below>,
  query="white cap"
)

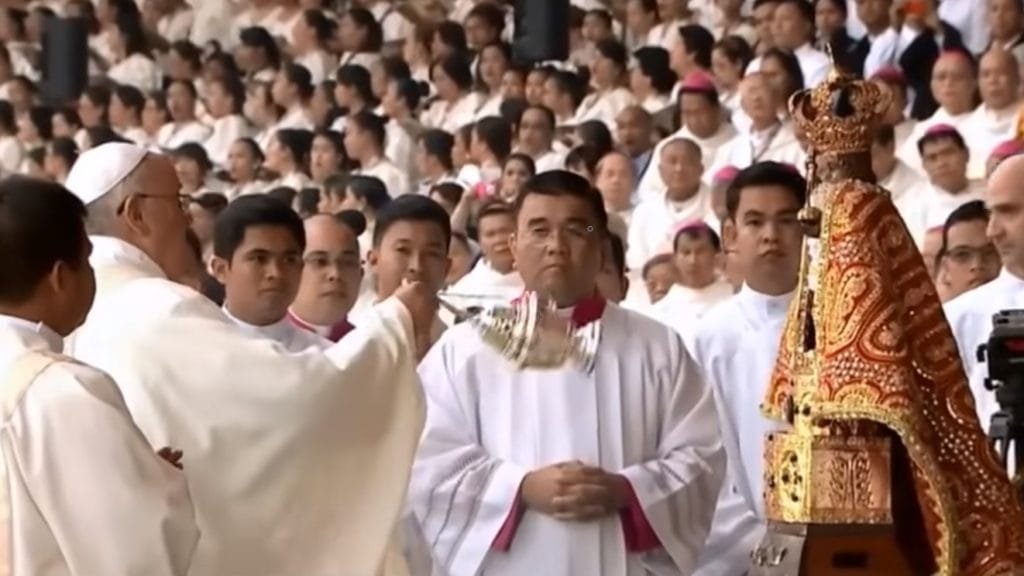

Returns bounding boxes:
[65,142,150,205]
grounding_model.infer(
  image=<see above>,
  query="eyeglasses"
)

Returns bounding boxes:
[117,193,192,215]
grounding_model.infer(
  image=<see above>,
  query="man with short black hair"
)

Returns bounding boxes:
[347,110,410,196]
[691,162,806,576]
[936,200,1001,302]
[410,169,724,576]
[446,199,523,310]
[0,177,198,574]
[211,195,324,351]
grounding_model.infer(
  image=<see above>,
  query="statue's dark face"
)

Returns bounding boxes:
[830,85,857,118]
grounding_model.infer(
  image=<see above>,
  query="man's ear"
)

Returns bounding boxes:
[721,219,737,252]
[119,195,151,237]
[508,231,518,255]
[210,256,230,285]
[366,248,379,274]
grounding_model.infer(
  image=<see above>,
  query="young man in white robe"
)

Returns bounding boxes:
[444,199,524,313]
[946,154,1024,431]
[288,211,365,342]
[409,169,725,576]
[210,195,326,352]
[0,177,198,575]
[60,142,440,576]
[689,161,807,576]
[358,194,452,343]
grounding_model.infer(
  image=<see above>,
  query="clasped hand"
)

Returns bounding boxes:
[521,461,628,522]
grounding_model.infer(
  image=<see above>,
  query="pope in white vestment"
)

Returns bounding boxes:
[409,299,724,575]
[60,144,427,576]
[0,315,199,576]
[690,286,794,576]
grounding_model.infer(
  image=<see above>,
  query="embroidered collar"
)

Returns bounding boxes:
[511,293,607,327]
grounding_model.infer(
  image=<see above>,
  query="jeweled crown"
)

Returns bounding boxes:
[788,46,892,156]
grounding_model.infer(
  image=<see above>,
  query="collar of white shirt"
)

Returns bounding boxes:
[90,235,166,278]
[222,306,295,343]
[736,284,794,326]
[995,268,1024,292]
[0,314,63,353]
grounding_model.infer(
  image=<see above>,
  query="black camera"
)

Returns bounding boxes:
[977,310,1024,474]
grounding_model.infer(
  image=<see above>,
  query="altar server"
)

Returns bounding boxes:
[409,170,724,576]
[211,195,326,352]
[0,177,198,575]
[946,154,1024,430]
[691,161,806,576]
[61,143,437,576]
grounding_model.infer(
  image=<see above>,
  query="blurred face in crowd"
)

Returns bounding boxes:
[986,157,1024,277]
[464,14,497,51]
[595,152,634,211]
[759,55,795,103]
[870,136,898,180]
[930,53,976,114]
[674,229,719,289]
[310,83,336,126]
[659,140,703,202]
[266,135,294,173]
[643,259,678,303]
[922,227,944,279]
[338,13,367,52]
[657,0,680,19]
[51,112,78,139]
[940,217,1001,298]
[814,0,846,39]
[500,69,526,101]
[478,211,516,273]
[989,0,1024,41]
[591,53,622,89]
[856,0,891,31]
[679,92,720,139]
[141,96,167,135]
[188,203,218,248]
[595,238,628,303]
[451,131,470,168]
[625,0,657,34]
[272,72,298,108]
[369,220,450,300]
[725,183,803,293]
[669,34,698,76]
[431,63,462,102]
[205,80,235,119]
[740,73,779,127]
[772,1,812,50]
[446,237,474,286]
[978,49,1019,110]
[166,81,196,122]
[583,12,613,43]
[77,94,104,128]
[512,192,605,307]
[499,158,533,202]
[228,140,260,182]
[920,136,969,192]
[525,69,549,106]
[342,123,370,161]
[212,225,303,326]
[293,215,363,325]
[518,108,554,154]
[754,0,779,49]
[479,45,509,91]
[615,106,653,157]
[310,135,342,183]
[173,156,203,190]
[711,46,745,91]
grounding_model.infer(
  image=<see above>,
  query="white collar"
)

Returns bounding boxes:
[89,235,166,278]
[222,306,294,343]
[0,314,63,353]
[287,308,333,337]
[995,268,1024,291]
[736,284,794,325]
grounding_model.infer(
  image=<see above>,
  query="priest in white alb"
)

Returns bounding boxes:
[409,170,724,576]
[690,162,806,576]
[0,177,198,575]
[60,143,438,576]
[945,153,1024,430]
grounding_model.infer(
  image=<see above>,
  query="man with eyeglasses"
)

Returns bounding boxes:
[409,170,723,576]
[60,142,440,575]
[935,200,1002,302]
[288,211,366,342]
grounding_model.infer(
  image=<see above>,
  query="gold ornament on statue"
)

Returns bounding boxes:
[442,291,601,373]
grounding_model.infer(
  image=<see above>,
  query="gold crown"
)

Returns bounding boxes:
[788,46,892,155]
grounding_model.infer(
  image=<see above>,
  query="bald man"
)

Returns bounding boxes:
[962,49,1022,180]
[945,154,1024,432]
[898,51,978,171]
[288,213,365,342]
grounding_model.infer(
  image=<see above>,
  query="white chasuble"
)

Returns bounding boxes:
[690,286,793,576]
[944,269,1024,430]
[409,300,724,576]
[65,236,425,576]
[0,316,198,575]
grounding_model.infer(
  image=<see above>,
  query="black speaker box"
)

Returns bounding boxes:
[511,0,570,66]
[41,17,89,107]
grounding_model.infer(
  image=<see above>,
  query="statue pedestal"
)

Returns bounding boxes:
[749,522,918,576]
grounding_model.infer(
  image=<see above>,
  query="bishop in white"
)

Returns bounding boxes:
[60,143,439,576]
[409,170,724,576]
[0,177,198,575]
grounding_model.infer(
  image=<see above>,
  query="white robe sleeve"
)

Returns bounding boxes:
[617,341,725,574]
[8,362,197,575]
[408,337,529,576]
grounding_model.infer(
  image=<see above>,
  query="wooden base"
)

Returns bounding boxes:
[749,522,925,576]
